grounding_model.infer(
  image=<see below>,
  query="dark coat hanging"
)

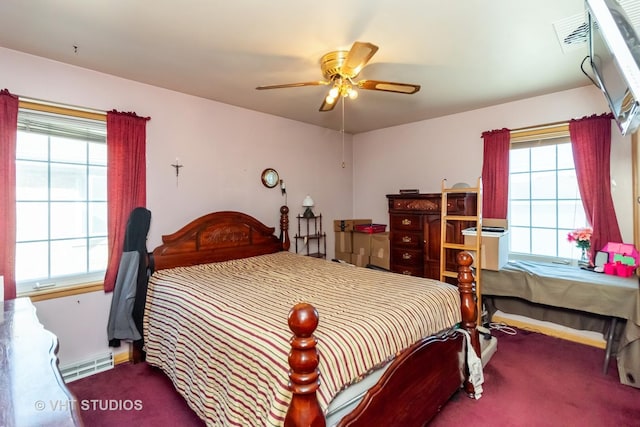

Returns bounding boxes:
[107,207,152,347]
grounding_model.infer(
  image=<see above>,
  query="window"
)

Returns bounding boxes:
[508,130,588,263]
[15,106,107,293]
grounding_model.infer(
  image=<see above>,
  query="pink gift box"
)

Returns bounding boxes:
[600,242,640,266]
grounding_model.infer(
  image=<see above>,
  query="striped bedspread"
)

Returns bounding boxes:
[143,251,461,426]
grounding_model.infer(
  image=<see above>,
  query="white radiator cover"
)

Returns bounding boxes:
[61,352,114,383]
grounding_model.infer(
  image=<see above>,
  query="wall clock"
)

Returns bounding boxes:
[261,168,279,188]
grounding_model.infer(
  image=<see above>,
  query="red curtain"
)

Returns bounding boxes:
[569,113,621,260]
[104,110,149,292]
[0,89,18,300]
[481,128,511,219]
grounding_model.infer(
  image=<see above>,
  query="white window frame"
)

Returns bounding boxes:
[507,124,589,265]
[15,102,107,296]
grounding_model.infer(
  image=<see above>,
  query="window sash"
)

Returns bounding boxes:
[18,108,106,143]
[15,103,107,293]
[508,126,587,262]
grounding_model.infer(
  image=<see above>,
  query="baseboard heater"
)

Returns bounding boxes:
[60,352,114,383]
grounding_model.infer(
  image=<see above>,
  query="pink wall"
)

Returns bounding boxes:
[2,45,634,367]
[1,46,354,366]
[352,86,633,242]
[0,47,355,255]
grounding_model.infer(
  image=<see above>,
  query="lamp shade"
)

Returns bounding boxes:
[302,195,314,207]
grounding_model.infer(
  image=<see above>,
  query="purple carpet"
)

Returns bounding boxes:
[432,328,640,427]
[68,361,204,426]
[68,328,640,426]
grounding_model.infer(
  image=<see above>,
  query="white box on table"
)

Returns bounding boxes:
[462,219,509,271]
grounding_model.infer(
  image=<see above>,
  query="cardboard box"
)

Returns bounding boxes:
[369,232,390,270]
[334,231,353,253]
[333,219,372,232]
[334,250,352,263]
[334,219,385,268]
[350,252,370,268]
[462,219,509,271]
[352,232,372,257]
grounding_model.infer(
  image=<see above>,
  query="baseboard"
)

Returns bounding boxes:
[492,310,606,349]
[114,350,131,365]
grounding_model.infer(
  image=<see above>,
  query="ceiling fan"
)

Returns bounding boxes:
[256,41,421,112]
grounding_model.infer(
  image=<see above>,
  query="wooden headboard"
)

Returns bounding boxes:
[152,206,290,271]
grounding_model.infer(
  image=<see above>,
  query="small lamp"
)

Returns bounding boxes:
[302,195,315,218]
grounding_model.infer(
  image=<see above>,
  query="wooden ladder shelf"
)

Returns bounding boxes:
[439,177,483,325]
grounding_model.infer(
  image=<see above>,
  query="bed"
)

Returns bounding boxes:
[140,206,481,426]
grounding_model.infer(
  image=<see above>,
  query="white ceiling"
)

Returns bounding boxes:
[0,0,595,134]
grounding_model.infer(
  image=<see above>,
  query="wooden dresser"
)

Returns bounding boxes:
[0,297,83,426]
[387,193,477,279]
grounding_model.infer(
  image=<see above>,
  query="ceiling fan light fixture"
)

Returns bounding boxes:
[255,41,421,114]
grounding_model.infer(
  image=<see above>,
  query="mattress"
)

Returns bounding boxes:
[143,251,461,426]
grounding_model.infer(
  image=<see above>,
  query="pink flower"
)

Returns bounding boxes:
[567,227,592,249]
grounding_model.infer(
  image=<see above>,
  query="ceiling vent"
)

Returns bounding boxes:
[553,0,640,54]
[553,12,589,53]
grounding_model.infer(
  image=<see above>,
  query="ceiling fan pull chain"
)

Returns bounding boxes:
[341,99,346,169]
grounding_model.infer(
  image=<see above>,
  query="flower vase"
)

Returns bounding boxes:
[578,247,590,268]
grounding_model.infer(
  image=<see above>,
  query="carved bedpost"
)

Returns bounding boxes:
[280,205,291,251]
[457,251,480,396]
[285,303,325,427]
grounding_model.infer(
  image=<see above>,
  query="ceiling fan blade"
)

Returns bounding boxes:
[357,80,421,94]
[256,81,328,90]
[341,42,379,78]
[319,96,338,112]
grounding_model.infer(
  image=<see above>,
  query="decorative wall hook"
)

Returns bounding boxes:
[171,158,183,186]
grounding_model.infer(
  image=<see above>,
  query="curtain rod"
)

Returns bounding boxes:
[18,96,106,121]
[510,119,568,133]
[18,95,106,116]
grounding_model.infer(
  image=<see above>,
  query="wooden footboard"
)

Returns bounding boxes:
[286,251,479,427]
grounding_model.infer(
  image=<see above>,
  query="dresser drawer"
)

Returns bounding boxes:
[391,247,423,266]
[446,197,466,214]
[390,231,422,248]
[390,214,423,231]
[390,264,424,277]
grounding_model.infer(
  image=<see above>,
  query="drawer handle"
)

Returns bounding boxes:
[402,270,412,275]
[402,236,412,243]
[402,252,412,260]
[402,218,412,226]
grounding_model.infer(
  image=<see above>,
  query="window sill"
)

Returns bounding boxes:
[508,253,575,267]
[19,281,104,302]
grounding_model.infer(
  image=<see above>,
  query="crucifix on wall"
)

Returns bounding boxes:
[171,158,183,186]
